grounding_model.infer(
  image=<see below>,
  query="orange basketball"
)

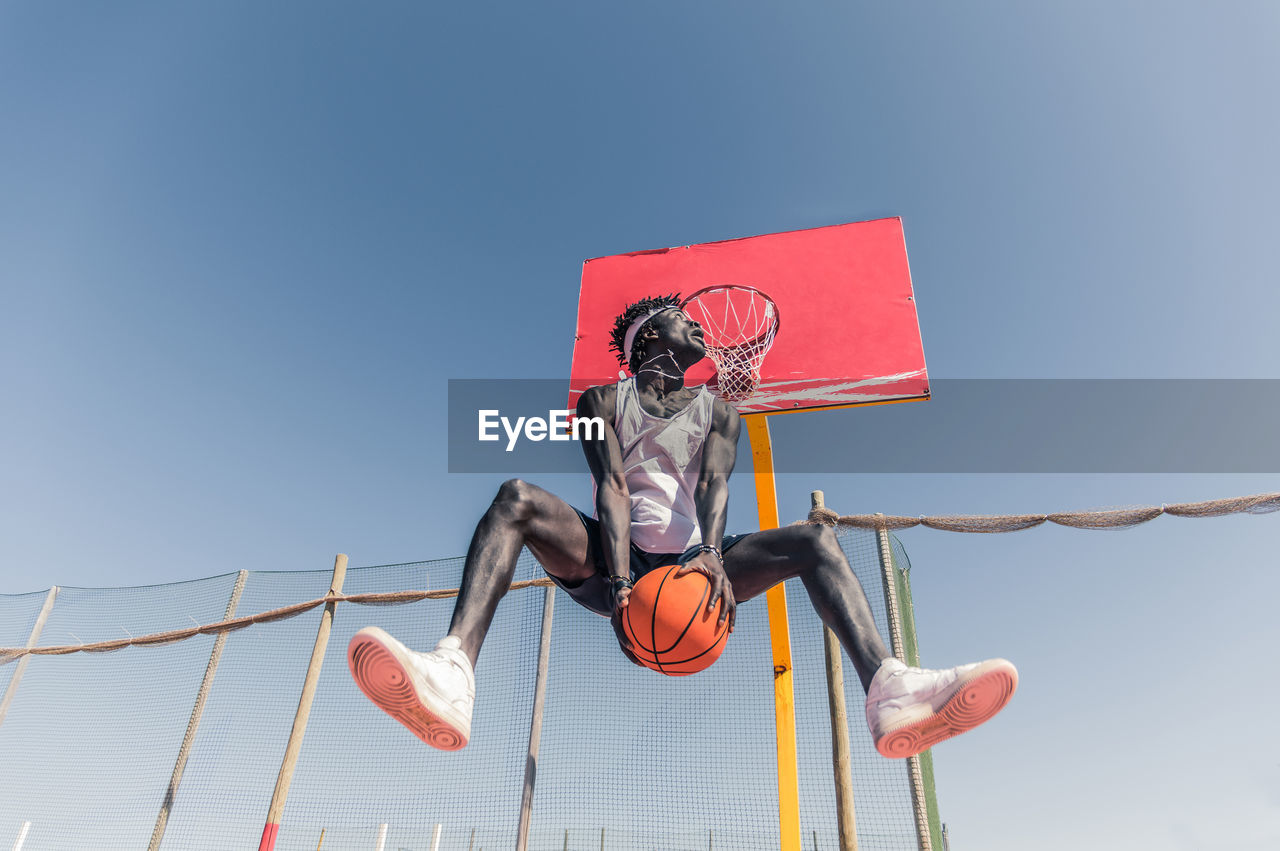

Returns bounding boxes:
[620,564,730,676]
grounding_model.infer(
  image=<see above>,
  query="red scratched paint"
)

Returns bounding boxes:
[258,822,280,851]
[570,218,928,415]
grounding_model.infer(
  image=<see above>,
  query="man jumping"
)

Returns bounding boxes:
[348,295,1016,758]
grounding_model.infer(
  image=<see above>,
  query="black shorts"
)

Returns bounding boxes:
[548,508,747,617]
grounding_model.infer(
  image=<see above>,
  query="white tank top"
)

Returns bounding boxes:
[607,377,716,553]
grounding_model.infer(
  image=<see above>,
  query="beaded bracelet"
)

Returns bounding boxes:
[694,544,723,563]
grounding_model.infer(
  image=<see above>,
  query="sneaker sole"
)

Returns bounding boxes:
[875,659,1017,759]
[347,630,469,751]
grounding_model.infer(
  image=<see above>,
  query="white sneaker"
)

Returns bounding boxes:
[865,657,1017,759]
[347,627,475,751]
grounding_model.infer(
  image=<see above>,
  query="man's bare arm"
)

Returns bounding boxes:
[680,397,742,630]
[694,398,741,551]
[577,385,645,665]
[577,385,631,583]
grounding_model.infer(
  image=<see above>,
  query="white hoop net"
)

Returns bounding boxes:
[681,285,780,403]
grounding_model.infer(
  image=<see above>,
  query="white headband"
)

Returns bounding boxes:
[622,305,677,365]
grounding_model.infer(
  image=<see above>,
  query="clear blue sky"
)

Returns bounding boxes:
[3,3,1278,848]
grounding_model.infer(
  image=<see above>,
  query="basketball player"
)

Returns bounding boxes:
[349,295,1016,758]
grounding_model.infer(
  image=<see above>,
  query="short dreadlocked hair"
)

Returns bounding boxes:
[609,294,683,374]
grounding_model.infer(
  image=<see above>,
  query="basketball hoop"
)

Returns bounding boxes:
[681,285,780,404]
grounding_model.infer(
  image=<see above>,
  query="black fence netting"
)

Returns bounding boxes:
[0,531,922,850]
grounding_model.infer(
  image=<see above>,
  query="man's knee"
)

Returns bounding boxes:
[490,478,541,525]
[798,524,844,567]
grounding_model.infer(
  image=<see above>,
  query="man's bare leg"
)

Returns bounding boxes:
[722,524,1016,758]
[448,478,597,665]
[349,478,596,748]
[721,524,891,690]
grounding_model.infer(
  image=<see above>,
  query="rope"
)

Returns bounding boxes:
[4,491,1276,666]
[0,578,556,666]
[799,492,1280,532]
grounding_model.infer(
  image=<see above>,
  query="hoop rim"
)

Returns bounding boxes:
[679,284,781,351]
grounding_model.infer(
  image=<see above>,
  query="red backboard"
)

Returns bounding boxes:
[569,218,928,415]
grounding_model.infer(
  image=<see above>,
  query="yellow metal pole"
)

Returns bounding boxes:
[745,413,801,851]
